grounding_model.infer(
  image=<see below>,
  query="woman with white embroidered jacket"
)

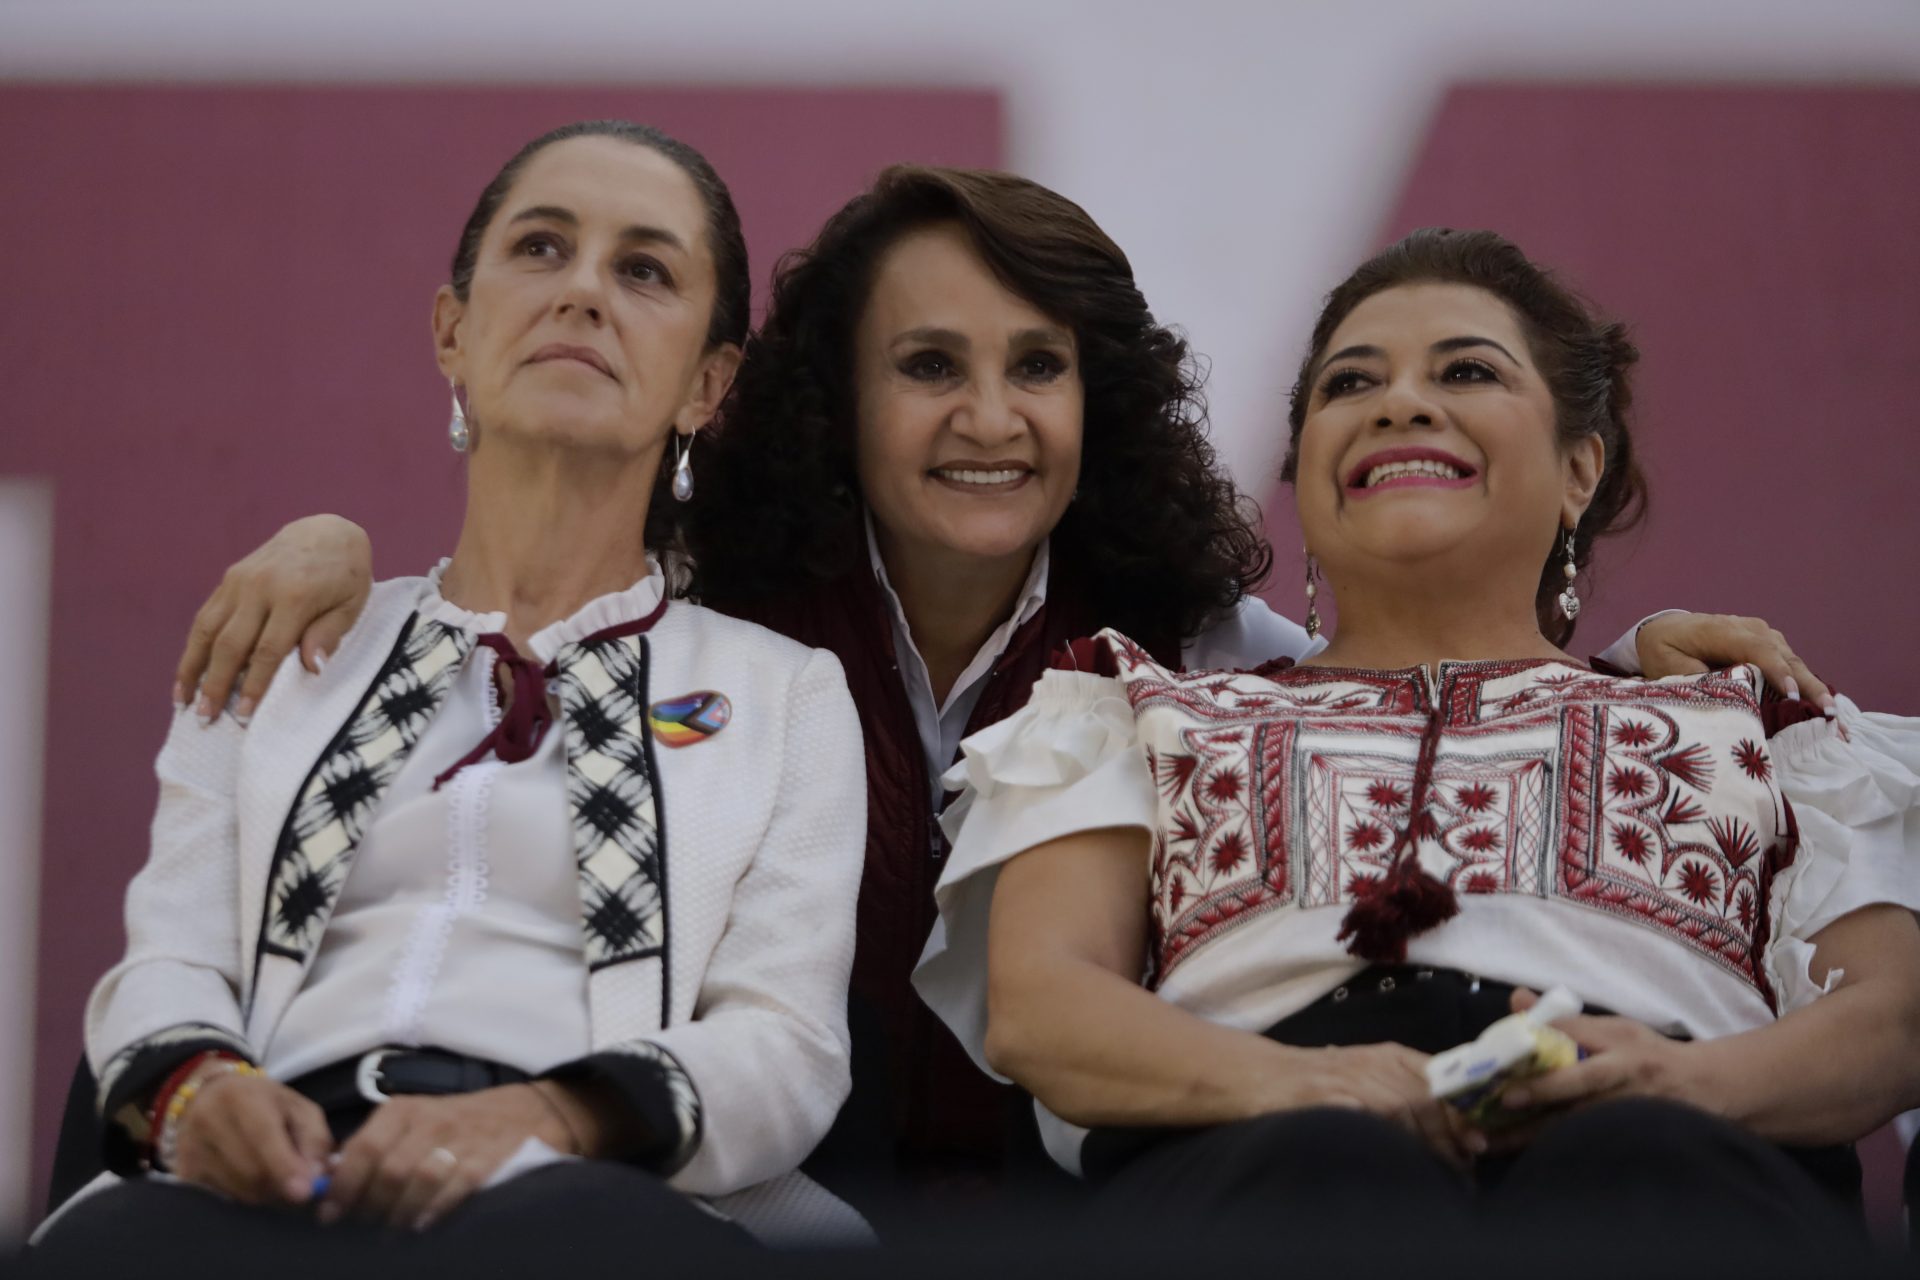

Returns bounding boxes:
[915,229,1920,1237]
[38,121,864,1263]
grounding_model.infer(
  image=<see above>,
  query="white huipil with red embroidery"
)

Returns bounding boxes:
[914,628,1920,1173]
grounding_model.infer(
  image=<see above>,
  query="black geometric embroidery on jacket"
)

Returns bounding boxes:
[255,615,472,969]
[551,631,669,981]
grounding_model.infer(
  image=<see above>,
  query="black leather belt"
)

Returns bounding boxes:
[290,1048,532,1112]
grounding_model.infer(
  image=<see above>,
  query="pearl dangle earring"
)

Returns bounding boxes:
[671,433,695,502]
[1557,527,1581,620]
[1304,551,1322,639]
[447,379,469,454]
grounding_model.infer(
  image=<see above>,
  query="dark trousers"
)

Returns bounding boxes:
[1084,966,1862,1249]
[26,1159,754,1279]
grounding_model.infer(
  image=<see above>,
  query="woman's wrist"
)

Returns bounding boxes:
[152,1056,261,1170]
[523,1080,603,1158]
[1236,1038,1333,1119]
[1681,1034,1757,1126]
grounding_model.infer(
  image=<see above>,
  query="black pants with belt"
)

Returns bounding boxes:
[1081,967,1864,1251]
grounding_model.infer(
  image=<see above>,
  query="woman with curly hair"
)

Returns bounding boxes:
[167,169,1824,1219]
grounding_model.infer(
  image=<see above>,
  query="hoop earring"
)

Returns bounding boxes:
[1304,552,1322,639]
[671,433,695,502]
[1556,527,1581,621]
[447,379,469,454]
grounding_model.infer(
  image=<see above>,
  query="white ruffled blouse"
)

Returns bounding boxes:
[913,630,1920,1172]
[268,561,666,1081]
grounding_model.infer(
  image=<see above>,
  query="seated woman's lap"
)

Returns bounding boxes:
[1088,1099,1852,1246]
[30,1161,753,1277]
[1489,1098,1861,1240]
[1090,1106,1469,1225]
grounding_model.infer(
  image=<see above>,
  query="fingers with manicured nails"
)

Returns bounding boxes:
[1741,627,1801,701]
[234,612,308,718]
[175,589,237,708]
[1787,655,1832,711]
[199,598,269,721]
[299,605,359,674]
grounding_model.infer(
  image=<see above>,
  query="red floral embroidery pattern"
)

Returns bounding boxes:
[1101,632,1796,1003]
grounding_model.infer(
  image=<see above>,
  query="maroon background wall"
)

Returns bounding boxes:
[1262,85,1920,716]
[0,85,1000,1207]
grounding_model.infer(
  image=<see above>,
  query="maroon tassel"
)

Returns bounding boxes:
[1337,858,1460,965]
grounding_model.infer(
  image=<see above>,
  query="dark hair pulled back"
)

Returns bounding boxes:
[1281,228,1647,646]
[689,164,1269,644]
[449,119,749,349]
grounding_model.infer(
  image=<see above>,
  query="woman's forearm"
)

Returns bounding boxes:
[1695,974,1920,1145]
[1688,906,1920,1144]
[985,948,1311,1129]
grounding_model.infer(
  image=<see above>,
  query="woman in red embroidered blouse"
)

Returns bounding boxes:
[916,228,1920,1243]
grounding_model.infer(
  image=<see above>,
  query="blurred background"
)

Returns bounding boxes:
[2,0,1917,1240]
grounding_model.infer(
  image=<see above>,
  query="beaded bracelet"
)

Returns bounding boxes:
[146,1052,227,1149]
[156,1059,262,1171]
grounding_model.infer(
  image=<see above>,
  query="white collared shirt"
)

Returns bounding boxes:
[866,517,1052,810]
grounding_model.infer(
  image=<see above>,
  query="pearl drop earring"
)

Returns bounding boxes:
[671,434,695,502]
[447,379,469,454]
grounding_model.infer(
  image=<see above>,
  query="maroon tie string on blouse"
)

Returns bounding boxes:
[1336,682,1461,965]
[432,633,557,791]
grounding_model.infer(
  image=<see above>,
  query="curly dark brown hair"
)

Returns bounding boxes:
[1280,228,1648,647]
[686,164,1270,643]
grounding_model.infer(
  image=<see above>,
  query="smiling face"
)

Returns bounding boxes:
[1294,282,1601,603]
[852,223,1084,578]
[432,135,739,457]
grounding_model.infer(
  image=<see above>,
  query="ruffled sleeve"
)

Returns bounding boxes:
[911,669,1155,1079]
[1764,695,1920,1010]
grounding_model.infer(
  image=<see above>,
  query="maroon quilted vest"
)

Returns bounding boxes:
[727,564,1179,1180]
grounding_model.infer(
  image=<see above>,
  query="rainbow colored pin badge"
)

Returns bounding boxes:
[649,690,732,747]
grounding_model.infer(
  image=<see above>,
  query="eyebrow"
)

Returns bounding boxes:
[1433,335,1520,363]
[505,205,688,251]
[890,325,1074,350]
[1318,334,1521,372]
[1321,343,1383,366]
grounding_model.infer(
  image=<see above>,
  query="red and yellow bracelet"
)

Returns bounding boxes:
[149,1053,260,1170]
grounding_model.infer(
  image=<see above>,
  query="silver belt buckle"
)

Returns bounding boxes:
[355,1048,398,1104]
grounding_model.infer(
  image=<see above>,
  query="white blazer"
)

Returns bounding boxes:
[73,575,869,1241]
